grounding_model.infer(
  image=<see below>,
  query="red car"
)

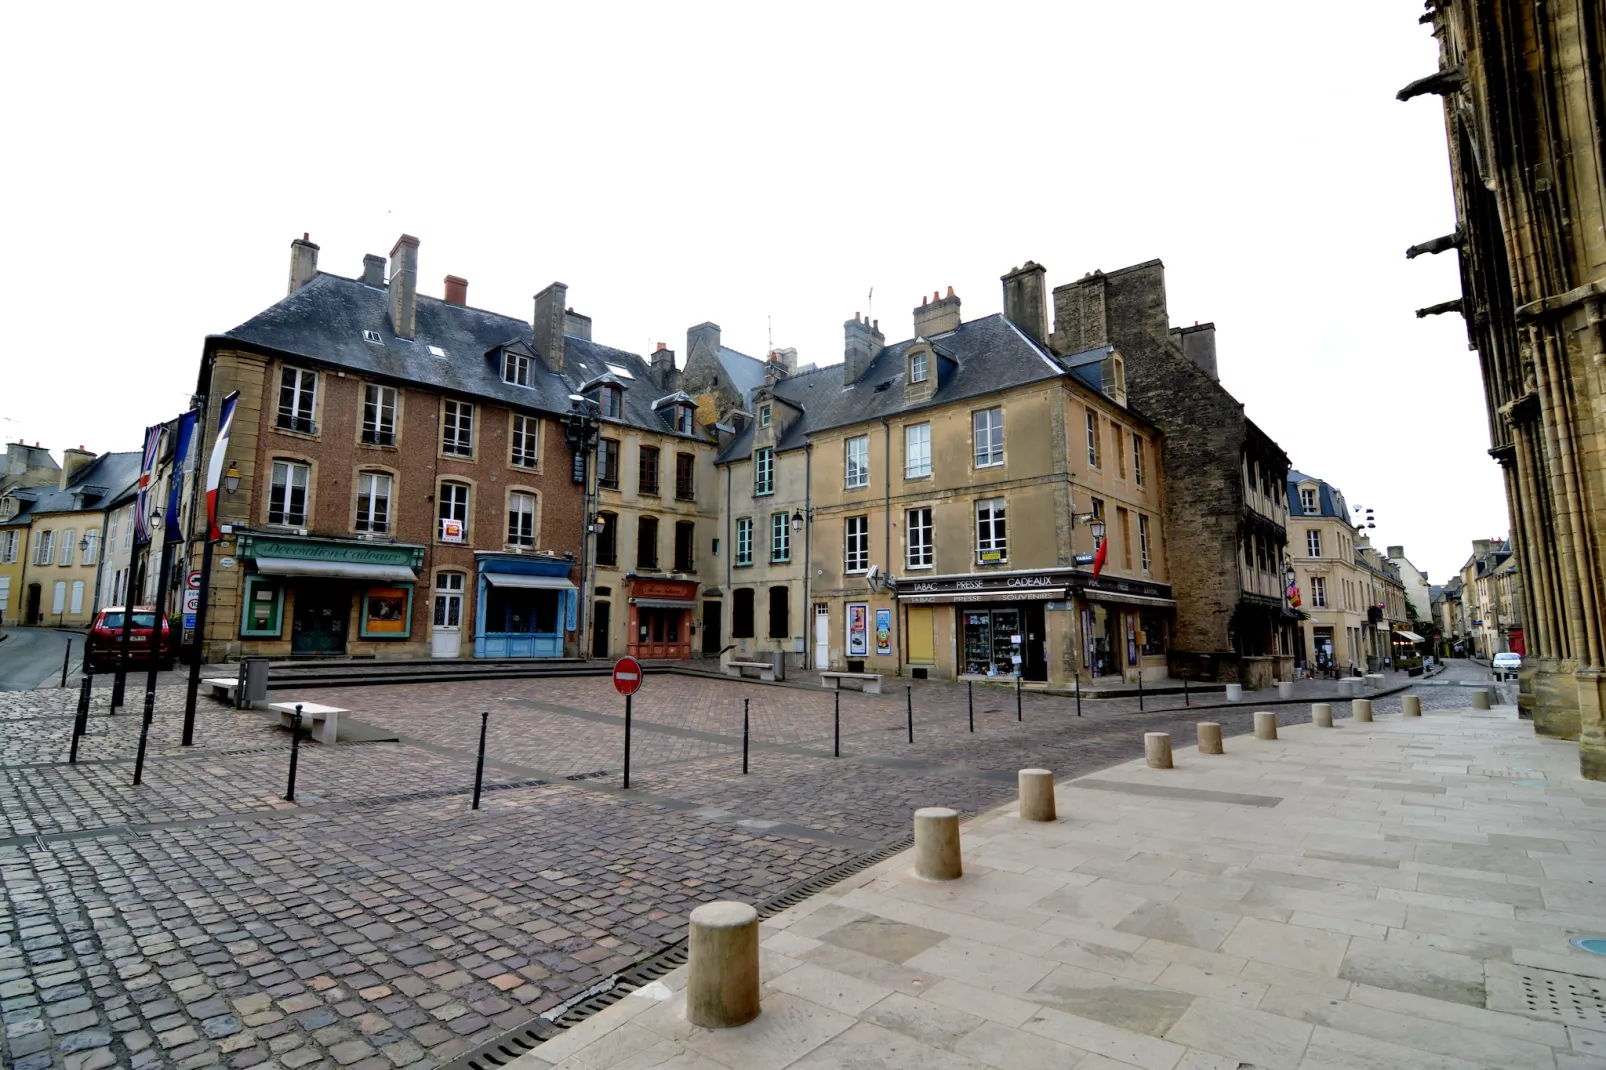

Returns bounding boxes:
[85,607,176,671]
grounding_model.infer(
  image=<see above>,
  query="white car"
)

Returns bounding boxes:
[1492,652,1522,681]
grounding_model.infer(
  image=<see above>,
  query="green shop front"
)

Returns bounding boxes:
[235,534,425,657]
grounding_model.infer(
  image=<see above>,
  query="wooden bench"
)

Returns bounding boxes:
[820,671,882,695]
[724,660,775,683]
[267,701,348,745]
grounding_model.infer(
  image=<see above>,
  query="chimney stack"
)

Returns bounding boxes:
[1168,322,1218,381]
[1000,262,1048,345]
[59,447,95,490]
[533,282,568,372]
[362,254,385,287]
[843,312,885,386]
[687,321,722,363]
[652,342,679,392]
[913,287,961,338]
[564,306,593,341]
[388,234,420,340]
[288,233,319,294]
[444,275,468,306]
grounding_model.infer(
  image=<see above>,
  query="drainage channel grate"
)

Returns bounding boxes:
[446,830,917,1070]
[1497,968,1606,1029]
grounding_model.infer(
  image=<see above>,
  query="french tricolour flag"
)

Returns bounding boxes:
[205,392,239,542]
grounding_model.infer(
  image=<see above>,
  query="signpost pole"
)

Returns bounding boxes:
[612,657,643,790]
[183,543,213,746]
[624,693,632,789]
[833,692,840,758]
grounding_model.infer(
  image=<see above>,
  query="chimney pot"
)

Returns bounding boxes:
[946,286,955,298]
[443,275,468,306]
[288,233,320,294]
[913,286,962,338]
[655,342,666,351]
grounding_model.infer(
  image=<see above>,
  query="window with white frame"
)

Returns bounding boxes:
[1312,575,1327,607]
[1133,432,1145,486]
[276,366,318,433]
[1306,529,1322,556]
[122,507,132,549]
[1138,514,1151,571]
[442,399,474,456]
[907,507,933,568]
[905,423,931,479]
[976,498,1007,562]
[735,517,753,566]
[844,515,869,573]
[974,407,1004,467]
[58,528,76,566]
[34,530,53,565]
[52,581,65,614]
[355,472,391,533]
[510,414,539,468]
[82,529,99,566]
[362,384,396,446]
[1085,409,1101,467]
[503,348,531,387]
[438,481,469,540]
[759,404,771,427]
[70,581,84,615]
[845,435,869,488]
[1300,487,1317,513]
[508,492,537,547]
[771,512,790,563]
[269,461,310,525]
[0,530,16,563]
[601,385,622,418]
[909,350,928,383]
[754,448,774,495]
[676,404,694,435]
[106,511,118,555]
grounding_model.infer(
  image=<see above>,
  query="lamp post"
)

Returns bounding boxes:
[563,396,602,656]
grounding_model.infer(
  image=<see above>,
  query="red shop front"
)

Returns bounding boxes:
[628,577,698,659]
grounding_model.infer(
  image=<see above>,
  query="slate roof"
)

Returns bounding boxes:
[718,313,1100,463]
[716,347,767,409]
[0,452,141,527]
[1286,470,1351,521]
[219,273,709,442]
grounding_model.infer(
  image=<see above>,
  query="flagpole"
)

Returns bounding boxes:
[180,394,212,745]
[184,391,239,745]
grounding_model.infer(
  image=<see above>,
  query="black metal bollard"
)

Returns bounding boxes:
[284,708,303,802]
[1138,671,1144,712]
[623,693,633,789]
[968,681,974,733]
[69,677,90,764]
[833,691,840,758]
[1184,676,1190,708]
[906,686,913,743]
[60,638,72,688]
[1016,674,1022,722]
[742,698,750,774]
[133,689,155,785]
[472,711,489,810]
[1075,671,1082,718]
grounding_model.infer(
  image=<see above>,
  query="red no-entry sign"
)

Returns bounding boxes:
[612,656,644,696]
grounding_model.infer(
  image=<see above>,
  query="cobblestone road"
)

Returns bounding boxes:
[0,664,1495,1070]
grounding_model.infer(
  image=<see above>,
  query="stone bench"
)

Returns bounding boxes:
[1364,673,1385,689]
[203,677,239,702]
[267,701,348,745]
[820,671,882,695]
[724,661,775,683]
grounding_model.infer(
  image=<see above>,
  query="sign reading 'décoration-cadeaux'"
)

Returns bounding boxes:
[239,536,423,568]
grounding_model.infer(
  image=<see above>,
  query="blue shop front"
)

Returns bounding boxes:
[473,553,579,658]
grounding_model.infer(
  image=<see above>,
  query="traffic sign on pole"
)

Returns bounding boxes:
[612,656,643,696]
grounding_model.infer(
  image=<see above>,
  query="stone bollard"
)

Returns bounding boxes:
[914,807,962,881]
[1144,732,1174,769]
[1472,689,1491,710]
[1197,722,1224,754]
[1254,711,1278,740]
[1339,678,1357,698]
[1352,698,1373,722]
[1277,681,1294,699]
[1018,769,1056,822]
[1403,695,1421,718]
[1312,702,1333,728]
[1225,683,1243,702]
[686,901,760,1029]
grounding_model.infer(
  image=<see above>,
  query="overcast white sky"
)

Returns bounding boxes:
[0,2,1503,586]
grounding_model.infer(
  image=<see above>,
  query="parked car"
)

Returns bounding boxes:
[85,607,175,671]
[1492,651,1522,681]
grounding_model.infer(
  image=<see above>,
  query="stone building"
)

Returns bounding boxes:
[1285,471,1371,673]
[1051,262,1297,686]
[1355,538,1412,665]
[1386,545,1433,629]
[1402,0,1605,777]
[679,322,770,428]
[720,268,1172,688]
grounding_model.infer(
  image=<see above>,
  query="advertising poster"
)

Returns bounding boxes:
[366,587,409,635]
[874,608,892,655]
[847,602,869,657]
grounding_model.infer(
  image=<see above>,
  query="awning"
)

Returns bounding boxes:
[483,573,577,591]
[1082,589,1178,609]
[1392,629,1426,643]
[633,597,698,609]
[254,557,417,583]
[900,588,1066,604]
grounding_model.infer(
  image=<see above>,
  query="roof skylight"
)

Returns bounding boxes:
[362,330,382,344]
[428,345,447,358]
[605,363,635,380]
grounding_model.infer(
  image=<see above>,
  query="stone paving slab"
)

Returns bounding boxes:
[509,700,1606,1070]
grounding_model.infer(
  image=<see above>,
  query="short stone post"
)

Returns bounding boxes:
[1254,711,1278,740]
[1018,769,1056,822]
[1277,680,1294,699]
[1197,722,1223,754]
[1312,702,1333,728]
[1144,732,1173,769]
[1225,683,1243,702]
[1352,698,1373,722]
[686,902,760,1029]
[1471,689,1491,710]
[914,807,962,881]
[1402,695,1421,718]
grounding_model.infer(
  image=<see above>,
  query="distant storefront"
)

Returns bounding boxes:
[474,553,578,659]
[235,533,425,657]
[627,577,698,660]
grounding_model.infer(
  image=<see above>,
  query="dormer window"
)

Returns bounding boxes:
[601,385,623,418]
[910,350,928,384]
[1300,486,1317,514]
[503,348,531,387]
[676,404,694,435]
[759,404,772,428]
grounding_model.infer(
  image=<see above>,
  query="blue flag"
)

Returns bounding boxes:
[165,409,198,543]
